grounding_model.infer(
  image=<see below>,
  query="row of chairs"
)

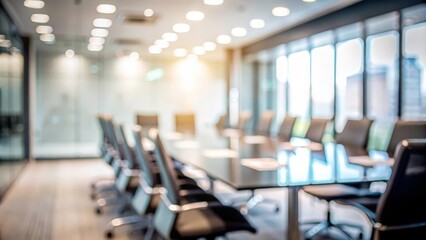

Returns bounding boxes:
[94,114,257,239]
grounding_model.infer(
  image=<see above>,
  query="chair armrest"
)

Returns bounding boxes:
[374,221,426,232]
[138,179,162,195]
[159,191,222,213]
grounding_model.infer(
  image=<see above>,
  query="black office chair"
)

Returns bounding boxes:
[302,118,374,240]
[385,120,426,158]
[277,115,297,142]
[152,132,257,240]
[337,139,426,240]
[104,126,220,238]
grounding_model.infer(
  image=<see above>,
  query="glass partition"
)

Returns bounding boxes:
[0,5,25,198]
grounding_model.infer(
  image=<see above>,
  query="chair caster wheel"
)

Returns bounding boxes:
[274,207,280,213]
[90,194,96,200]
[358,232,363,240]
[105,231,113,238]
[95,208,101,214]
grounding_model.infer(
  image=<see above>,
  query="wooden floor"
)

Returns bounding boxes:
[0,159,371,240]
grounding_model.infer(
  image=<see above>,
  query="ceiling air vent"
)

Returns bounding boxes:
[122,14,157,24]
[114,38,143,46]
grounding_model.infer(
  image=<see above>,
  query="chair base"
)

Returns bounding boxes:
[232,190,280,215]
[104,215,146,238]
[304,220,363,240]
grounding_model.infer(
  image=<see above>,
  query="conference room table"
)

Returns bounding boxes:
[158,128,393,240]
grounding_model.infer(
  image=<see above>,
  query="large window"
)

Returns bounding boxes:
[402,5,426,119]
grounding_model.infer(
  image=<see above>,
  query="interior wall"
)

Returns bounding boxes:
[34,49,226,158]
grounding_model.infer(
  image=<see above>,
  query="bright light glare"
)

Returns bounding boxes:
[91,28,109,37]
[39,33,55,42]
[31,14,49,23]
[65,49,75,58]
[148,45,161,54]
[155,39,169,48]
[89,37,105,45]
[186,11,205,21]
[174,48,187,57]
[204,0,223,5]
[88,44,103,52]
[250,19,265,29]
[192,46,205,55]
[272,7,290,17]
[231,27,247,37]
[162,32,178,42]
[216,35,231,44]
[36,25,53,34]
[173,23,190,33]
[97,4,116,14]
[144,8,154,17]
[129,52,139,61]
[24,0,45,9]
[203,42,216,51]
[93,18,112,28]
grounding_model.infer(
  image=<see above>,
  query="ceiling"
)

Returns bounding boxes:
[3,0,358,60]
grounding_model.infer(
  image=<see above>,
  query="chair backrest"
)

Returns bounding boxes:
[175,113,195,135]
[116,124,137,169]
[238,111,252,130]
[215,114,229,130]
[136,114,159,129]
[335,118,373,149]
[375,139,426,228]
[132,126,156,187]
[153,133,181,205]
[96,114,108,144]
[103,115,120,152]
[277,115,297,141]
[386,120,426,157]
[256,111,274,135]
[305,118,330,143]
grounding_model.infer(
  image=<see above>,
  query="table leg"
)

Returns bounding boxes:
[287,187,301,240]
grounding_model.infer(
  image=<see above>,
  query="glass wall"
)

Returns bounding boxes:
[0,5,26,198]
[34,38,226,158]
[245,3,426,149]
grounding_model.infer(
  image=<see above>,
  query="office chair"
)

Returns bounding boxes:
[277,115,297,142]
[104,126,219,238]
[255,110,274,136]
[337,139,426,240]
[151,132,257,240]
[302,118,374,240]
[237,111,252,132]
[304,118,331,144]
[175,113,196,135]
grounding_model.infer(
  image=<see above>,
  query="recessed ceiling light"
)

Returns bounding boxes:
[31,14,49,23]
[173,23,190,33]
[39,33,55,42]
[65,49,74,58]
[250,19,265,29]
[96,4,116,14]
[155,39,169,49]
[203,42,216,51]
[129,52,139,61]
[24,0,45,9]
[186,11,205,21]
[192,46,205,55]
[174,48,187,57]
[89,37,105,45]
[88,44,103,52]
[144,8,154,17]
[35,25,53,34]
[204,0,223,6]
[303,0,316,2]
[231,27,247,37]
[93,18,112,28]
[148,45,162,54]
[91,28,109,37]
[272,7,290,17]
[162,32,178,42]
[216,35,231,44]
